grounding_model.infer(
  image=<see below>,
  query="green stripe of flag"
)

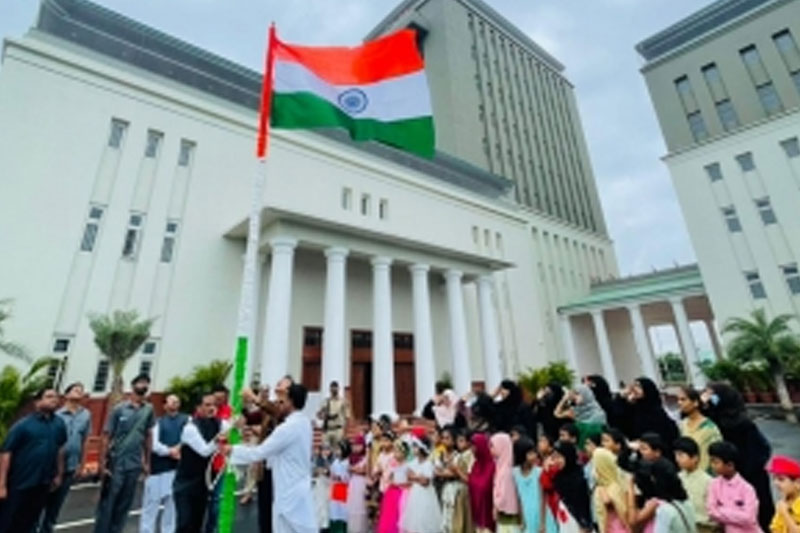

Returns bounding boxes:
[272,92,435,158]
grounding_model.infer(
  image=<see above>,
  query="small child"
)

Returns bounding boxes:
[601,427,633,473]
[766,455,800,533]
[513,436,557,533]
[330,441,351,533]
[638,432,666,463]
[401,436,442,533]
[313,444,333,531]
[491,432,521,533]
[510,425,529,443]
[674,436,716,533]
[538,433,555,459]
[707,441,761,533]
[559,423,579,446]
[377,441,410,533]
[347,435,369,533]
[592,447,629,533]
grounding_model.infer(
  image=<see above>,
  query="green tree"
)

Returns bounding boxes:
[0,299,30,363]
[167,360,232,412]
[88,310,155,405]
[723,309,800,423]
[0,357,59,441]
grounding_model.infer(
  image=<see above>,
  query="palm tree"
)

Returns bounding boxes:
[0,299,30,364]
[0,356,59,441]
[88,310,155,405]
[723,309,800,423]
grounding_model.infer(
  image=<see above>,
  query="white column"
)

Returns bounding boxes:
[321,247,348,391]
[260,237,297,388]
[591,309,619,388]
[706,320,723,360]
[559,314,580,374]
[627,303,659,382]
[670,297,706,388]
[477,275,502,391]
[371,257,396,417]
[410,264,436,415]
[445,270,472,395]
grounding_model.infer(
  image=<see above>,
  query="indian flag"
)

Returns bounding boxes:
[257,27,435,158]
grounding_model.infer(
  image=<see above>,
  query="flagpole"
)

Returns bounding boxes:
[218,23,277,533]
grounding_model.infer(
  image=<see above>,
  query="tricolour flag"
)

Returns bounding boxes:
[257,27,435,158]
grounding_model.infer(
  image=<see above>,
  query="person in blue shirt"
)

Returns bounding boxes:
[37,382,92,533]
[0,387,67,533]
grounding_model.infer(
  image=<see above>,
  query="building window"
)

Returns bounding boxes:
[92,359,110,392]
[782,265,800,295]
[360,194,371,216]
[772,30,800,94]
[780,137,800,158]
[736,152,755,172]
[687,111,708,142]
[378,199,389,220]
[53,338,70,353]
[108,119,128,148]
[80,205,104,252]
[745,271,767,299]
[705,163,723,182]
[722,206,742,232]
[144,130,163,158]
[756,82,783,116]
[341,188,352,210]
[122,213,144,259]
[715,99,739,131]
[755,197,777,225]
[142,340,158,355]
[160,221,179,263]
[178,140,195,167]
[139,359,153,378]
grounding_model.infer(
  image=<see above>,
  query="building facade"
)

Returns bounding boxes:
[0,0,621,416]
[637,0,800,331]
[367,0,608,235]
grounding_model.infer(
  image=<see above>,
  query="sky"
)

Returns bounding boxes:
[0,0,712,277]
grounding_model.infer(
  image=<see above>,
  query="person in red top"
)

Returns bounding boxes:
[204,385,231,533]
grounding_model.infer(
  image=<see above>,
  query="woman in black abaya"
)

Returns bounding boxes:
[620,377,679,450]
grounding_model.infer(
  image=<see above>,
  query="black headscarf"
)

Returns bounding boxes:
[495,380,534,433]
[706,383,774,531]
[536,382,565,439]
[585,375,625,428]
[624,377,678,447]
[552,440,593,530]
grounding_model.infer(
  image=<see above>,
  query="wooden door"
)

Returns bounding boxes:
[302,327,322,392]
[394,333,416,415]
[350,331,373,421]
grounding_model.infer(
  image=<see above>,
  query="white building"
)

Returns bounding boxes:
[0,0,624,417]
[637,0,800,332]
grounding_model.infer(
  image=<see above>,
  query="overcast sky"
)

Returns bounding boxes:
[0,0,713,277]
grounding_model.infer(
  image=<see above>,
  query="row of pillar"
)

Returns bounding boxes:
[561,297,711,389]
[258,237,504,417]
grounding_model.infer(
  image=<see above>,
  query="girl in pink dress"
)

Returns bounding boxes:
[592,448,630,533]
[377,441,410,533]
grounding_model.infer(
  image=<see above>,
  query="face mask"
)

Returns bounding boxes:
[710,394,720,406]
[134,386,149,396]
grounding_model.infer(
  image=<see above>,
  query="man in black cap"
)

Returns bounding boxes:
[94,373,154,533]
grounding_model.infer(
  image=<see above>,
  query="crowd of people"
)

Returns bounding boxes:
[309,376,800,533]
[0,372,799,533]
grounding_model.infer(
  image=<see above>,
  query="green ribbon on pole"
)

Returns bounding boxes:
[218,336,248,532]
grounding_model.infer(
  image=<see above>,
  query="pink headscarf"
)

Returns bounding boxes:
[491,433,519,515]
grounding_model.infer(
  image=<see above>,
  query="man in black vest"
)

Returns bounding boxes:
[174,393,227,533]
[141,394,188,533]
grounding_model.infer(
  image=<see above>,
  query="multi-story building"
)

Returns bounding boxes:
[0,0,623,419]
[367,0,608,237]
[637,0,800,331]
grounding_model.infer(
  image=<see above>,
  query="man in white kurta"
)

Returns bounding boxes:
[226,383,316,533]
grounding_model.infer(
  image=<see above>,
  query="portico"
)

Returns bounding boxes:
[559,265,720,389]
[227,215,511,418]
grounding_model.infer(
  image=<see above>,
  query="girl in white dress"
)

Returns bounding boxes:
[330,441,351,533]
[313,444,333,530]
[401,436,443,533]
